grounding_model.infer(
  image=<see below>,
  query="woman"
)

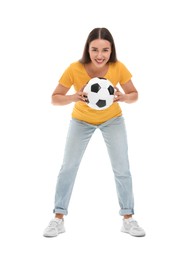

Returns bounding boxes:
[43,27,145,237]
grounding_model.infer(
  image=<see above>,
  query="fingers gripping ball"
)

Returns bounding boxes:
[83,77,115,110]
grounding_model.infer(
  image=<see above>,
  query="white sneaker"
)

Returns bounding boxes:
[43,218,65,237]
[121,218,145,237]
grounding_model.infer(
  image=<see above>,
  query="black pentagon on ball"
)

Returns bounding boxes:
[108,85,114,95]
[91,83,101,93]
[96,99,106,108]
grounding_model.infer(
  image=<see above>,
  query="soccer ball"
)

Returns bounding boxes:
[83,77,115,110]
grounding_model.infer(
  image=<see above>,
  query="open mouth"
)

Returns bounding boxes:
[95,59,104,64]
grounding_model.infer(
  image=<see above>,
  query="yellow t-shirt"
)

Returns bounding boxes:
[59,61,132,125]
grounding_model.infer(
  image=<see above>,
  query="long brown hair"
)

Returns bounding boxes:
[79,27,117,64]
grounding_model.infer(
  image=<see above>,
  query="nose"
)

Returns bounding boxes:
[96,51,103,58]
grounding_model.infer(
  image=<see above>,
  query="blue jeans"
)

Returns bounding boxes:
[54,116,134,216]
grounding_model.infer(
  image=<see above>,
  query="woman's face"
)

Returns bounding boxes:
[88,39,112,68]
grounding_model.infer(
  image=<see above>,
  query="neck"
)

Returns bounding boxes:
[85,63,109,78]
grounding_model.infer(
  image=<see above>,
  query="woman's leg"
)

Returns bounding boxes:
[54,119,96,216]
[99,116,134,216]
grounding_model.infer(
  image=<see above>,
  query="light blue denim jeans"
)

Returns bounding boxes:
[54,116,134,216]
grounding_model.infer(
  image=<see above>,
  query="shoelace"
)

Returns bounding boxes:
[125,219,137,225]
[126,220,144,232]
[130,221,138,226]
[125,220,140,228]
[48,220,60,228]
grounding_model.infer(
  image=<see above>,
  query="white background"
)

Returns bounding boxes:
[0,0,193,259]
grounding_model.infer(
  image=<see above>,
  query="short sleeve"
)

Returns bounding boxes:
[59,64,74,88]
[118,62,132,85]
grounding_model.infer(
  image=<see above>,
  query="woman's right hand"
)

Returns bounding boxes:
[52,84,88,105]
[72,90,88,103]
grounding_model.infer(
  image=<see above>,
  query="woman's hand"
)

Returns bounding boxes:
[114,86,126,102]
[72,90,88,103]
[52,84,88,105]
[114,81,138,104]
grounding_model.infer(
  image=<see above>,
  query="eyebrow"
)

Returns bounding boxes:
[91,47,110,50]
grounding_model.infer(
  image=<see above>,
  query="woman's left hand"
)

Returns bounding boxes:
[114,86,125,102]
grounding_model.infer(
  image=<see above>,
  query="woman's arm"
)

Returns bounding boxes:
[51,84,87,105]
[114,80,138,104]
